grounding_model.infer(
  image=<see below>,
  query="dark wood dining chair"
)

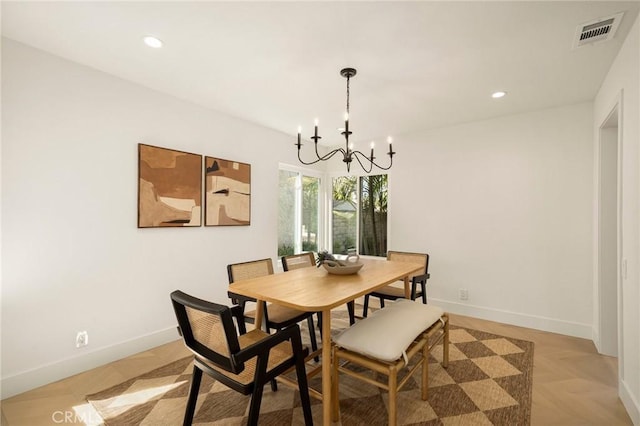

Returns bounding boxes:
[170,290,313,426]
[362,251,430,317]
[281,252,356,326]
[227,258,319,366]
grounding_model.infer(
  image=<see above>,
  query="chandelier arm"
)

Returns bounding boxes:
[298,146,345,165]
[317,147,346,161]
[351,151,374,174]
[296,150,325,166]
[352,150,394,171]
[315,144,347,162]
[370,155,394,170]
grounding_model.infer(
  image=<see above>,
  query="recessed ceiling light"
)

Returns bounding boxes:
[492,91,507,99]
[143,36,163,48]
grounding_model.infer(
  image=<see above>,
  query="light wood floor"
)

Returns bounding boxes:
[1,311,633,425]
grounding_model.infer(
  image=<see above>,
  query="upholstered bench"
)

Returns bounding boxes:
[331,299,449,426]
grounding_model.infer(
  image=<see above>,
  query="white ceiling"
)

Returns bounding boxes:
[2,1,639,147]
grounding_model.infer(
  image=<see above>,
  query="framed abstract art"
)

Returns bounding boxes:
[138,144,202,228]
[204,156,251,226]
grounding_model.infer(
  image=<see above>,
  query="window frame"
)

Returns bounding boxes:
[278,163,326,256]
[328,171,388,258]
[278,164,388,259]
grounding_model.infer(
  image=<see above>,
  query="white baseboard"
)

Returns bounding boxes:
[429,298,593,339]
[620,378,640,426]
[1,327,179,399]
[592,326,601,352]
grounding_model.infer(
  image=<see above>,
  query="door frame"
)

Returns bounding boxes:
[594,91,623,366]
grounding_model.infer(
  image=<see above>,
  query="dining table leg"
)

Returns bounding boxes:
[403,275,411,299]
[322,307,332,426]
[253,300,265,330]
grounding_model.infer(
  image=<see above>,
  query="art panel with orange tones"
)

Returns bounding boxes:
[204,156,251,226]
[138,144,202,228]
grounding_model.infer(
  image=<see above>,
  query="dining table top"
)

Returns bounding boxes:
[228,257,423,312]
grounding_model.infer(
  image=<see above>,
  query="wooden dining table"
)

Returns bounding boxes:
[228,257,423,425]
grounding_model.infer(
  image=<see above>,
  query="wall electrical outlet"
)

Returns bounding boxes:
[459,288,469,301]
[76,331,88,348]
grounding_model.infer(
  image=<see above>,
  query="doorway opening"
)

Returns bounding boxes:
[597,102,621,358]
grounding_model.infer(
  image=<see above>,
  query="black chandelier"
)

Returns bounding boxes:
[296,67,395,173]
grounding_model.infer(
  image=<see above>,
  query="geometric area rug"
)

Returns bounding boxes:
[87,323,534,425]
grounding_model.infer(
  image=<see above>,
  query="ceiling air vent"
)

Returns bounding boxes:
[573,12,624,48]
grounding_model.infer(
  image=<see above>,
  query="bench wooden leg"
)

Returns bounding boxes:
[388,365,398,426]
[331,345,340,422]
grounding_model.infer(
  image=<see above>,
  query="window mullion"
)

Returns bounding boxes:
[294,172,303,254]
[356,177,361,254]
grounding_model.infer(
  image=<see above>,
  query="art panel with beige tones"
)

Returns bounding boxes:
[205,156,251,226]
[138,144,202,227]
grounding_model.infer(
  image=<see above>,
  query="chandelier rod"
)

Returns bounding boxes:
[346,71,350,115]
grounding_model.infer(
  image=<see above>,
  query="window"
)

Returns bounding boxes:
[278,168,322,256]
[359,174,388,256]
[331,176,358,254]
[278,165,387,258]
[331,174,388,257]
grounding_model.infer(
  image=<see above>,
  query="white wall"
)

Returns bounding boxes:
[0,38,305,398]
[594,12,640,425]
[388,103,594,338]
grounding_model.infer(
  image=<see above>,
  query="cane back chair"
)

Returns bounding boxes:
[363,251,430,317]
[227,258,319,357]
[170,290,313,426]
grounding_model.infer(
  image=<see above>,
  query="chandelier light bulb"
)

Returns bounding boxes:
[314,118,319,126]
[370,141,375,149]
[492,91,507,99]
